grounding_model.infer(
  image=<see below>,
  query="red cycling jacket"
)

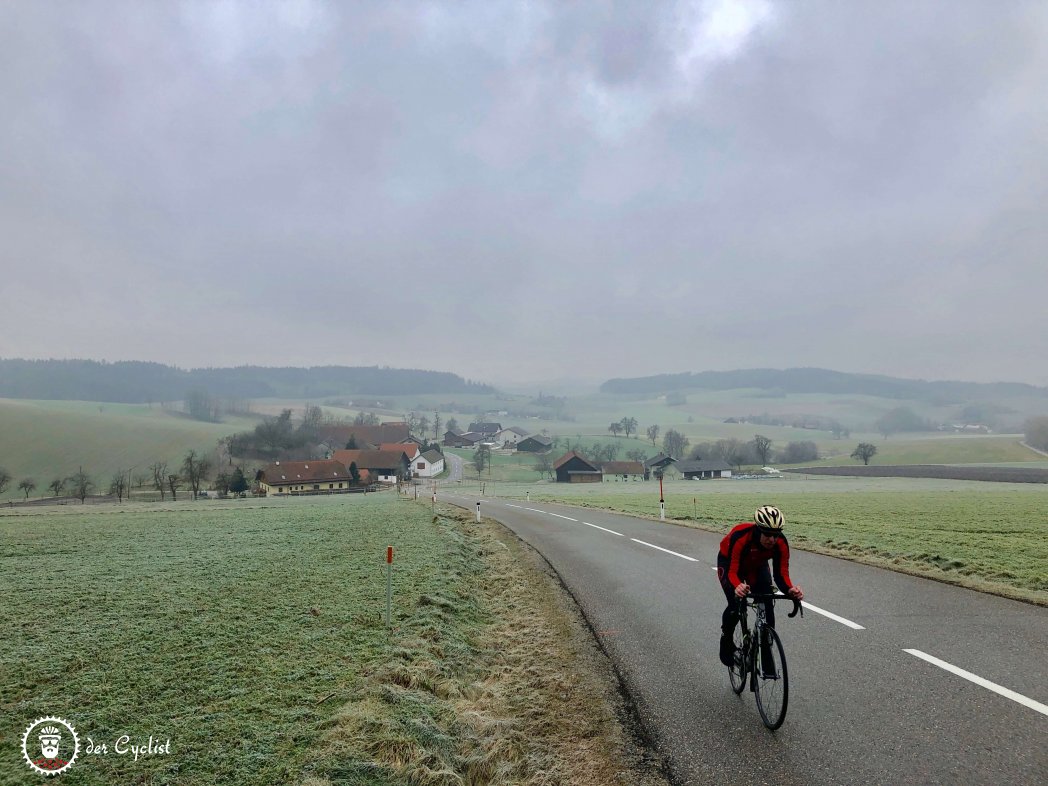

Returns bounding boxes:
[718,521,794,592]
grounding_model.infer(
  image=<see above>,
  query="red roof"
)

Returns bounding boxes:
[260,459,349,484]
[331,449,411,470]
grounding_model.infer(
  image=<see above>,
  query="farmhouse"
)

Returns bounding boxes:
[676,459,733,479]
[258,459,355,496]
[444,431,483,448]
[553,451,602,483]
[495,426,529,447]
[379,443,420,463]
[412,449,446,478]
[331,449,411,484]
[644,453,679,479]
[317,423,413,450]
[601,461,645,481]
[516,434,553,453]
[468,422,502,437]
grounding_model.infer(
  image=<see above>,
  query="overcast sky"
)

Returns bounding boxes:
[2,1,1046,389]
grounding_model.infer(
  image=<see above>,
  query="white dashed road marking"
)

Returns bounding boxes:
[630,538,699,562]
[904,649,1048,717]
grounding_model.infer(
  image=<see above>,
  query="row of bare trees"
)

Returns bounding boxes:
[0,449,251,504]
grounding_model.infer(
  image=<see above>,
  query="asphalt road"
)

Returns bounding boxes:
[442,492,1047,786]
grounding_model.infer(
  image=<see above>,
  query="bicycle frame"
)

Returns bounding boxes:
[728,592,802,729]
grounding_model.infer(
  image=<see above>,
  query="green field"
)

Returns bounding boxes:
[0,399,259,500]
[449,475,1048,604]
[1,494,652,785]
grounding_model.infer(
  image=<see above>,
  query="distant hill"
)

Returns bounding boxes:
[0,359,494,403]
[599,368,1048,402]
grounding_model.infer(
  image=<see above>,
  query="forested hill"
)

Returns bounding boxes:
[599,368,1048,401]
[0,359,494,403]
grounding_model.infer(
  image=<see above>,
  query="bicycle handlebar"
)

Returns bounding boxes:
[744,593,804,618]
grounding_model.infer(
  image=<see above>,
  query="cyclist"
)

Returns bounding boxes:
[717,505,804,668]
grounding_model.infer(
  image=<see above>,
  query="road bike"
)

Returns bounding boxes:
[727,592,803,730]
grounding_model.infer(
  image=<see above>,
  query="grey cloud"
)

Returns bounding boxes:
[1,1,1046,386]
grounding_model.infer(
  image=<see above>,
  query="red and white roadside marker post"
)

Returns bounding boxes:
[385,546,393,628]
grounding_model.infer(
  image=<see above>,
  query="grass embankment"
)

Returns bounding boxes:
[500,480,1048,605]
[0,495,666,785]
[0,398,258,500]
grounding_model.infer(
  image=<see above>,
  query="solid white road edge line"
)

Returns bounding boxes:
[631,538,699,562]
[904,649,1048,717]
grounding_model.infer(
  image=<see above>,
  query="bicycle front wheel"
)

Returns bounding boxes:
[753,625,789,730]
[728,627,747,695]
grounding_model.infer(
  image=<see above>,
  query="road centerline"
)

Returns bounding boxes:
[631,538,699,562]
[904,649,1048,717]
[582,521,624,537]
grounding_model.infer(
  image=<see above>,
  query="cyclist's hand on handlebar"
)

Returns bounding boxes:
[787,585,804,601]
[734,582,751,598]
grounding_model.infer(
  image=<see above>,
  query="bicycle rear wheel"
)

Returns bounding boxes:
[753,625,788,729]
[728,626,747,694]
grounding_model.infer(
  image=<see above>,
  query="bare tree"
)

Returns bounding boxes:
[433,411,442,442]
[608,422,623,437]
[181,450,212,500]
[48,477,66,497]
[620,417,638,439]
[299,404,324,438]
[0,467,10,495]
[662,429,690,460]
[108,472,128,502]
[18,478,36,500]
[534,453,555,480]
[752,435,773,465]
[68,468,93,503]
[167,473,182,501]
[151,461,169,501]
[646,424,660,447]
[851,443,878,465]
[473,444,491,476]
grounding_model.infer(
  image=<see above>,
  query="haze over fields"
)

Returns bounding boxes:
[2,2,1047,388]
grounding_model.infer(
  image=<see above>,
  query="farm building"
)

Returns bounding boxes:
[331,449,412,484]
[468,422,503,436]
[676,459,733,479]
[644,453,679,479]
[258,459,357,496]
[517,434,553,453]
[317,423,415,450]
[444,431,483,448]
[413,450,445,478]
[601,461,646,481]
[495,426,529,447]
[553,451,603,483]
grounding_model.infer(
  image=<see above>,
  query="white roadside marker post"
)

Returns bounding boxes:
[476,501,481,522]
[659,474,666,520]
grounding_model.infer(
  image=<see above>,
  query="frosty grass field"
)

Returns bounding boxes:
[2,492,668,786]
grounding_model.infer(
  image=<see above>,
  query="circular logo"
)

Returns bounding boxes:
[21,716,79,776]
